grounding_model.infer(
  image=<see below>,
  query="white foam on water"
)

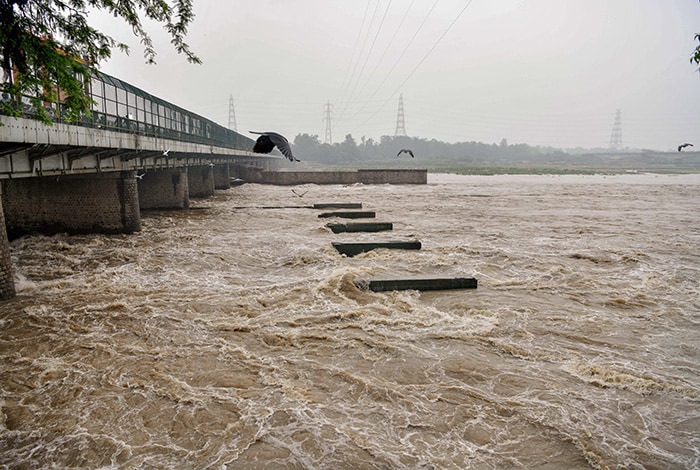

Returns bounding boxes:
[1,174,699,468]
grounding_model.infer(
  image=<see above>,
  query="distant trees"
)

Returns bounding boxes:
[0,0,200,123]
[292,133,568,166]
[693,33,700,72]
[338,134,359,162]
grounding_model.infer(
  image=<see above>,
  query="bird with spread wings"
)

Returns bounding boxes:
[250,131,299,162]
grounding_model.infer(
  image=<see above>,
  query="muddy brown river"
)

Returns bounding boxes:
[1,173,698,469]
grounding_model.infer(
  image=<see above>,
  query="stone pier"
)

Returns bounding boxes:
[1,171,141,239]
[213,164,231,190]
[0,186,15,300]
[137,168,189,210]
[187,165,215,198]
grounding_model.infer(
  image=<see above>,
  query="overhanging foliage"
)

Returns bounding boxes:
[0,0,199,124]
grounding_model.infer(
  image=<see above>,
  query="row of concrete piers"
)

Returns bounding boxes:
[0,163,250,300]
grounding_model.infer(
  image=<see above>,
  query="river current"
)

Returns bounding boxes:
[1,173,698,469]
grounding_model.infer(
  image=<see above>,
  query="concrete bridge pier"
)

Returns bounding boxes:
[0,187,16,300]
[1,171,141,240]
[137,168,189,210]
[188,165,215,198]
[213,164,231,190]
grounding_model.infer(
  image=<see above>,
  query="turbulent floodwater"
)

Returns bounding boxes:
[1,173,699,469]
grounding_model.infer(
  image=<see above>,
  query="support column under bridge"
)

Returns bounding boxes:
[137,168,189,210]
[0,186,15,300]
[1,171,141,240]
[213,164,231,190]
[187,165,215,198]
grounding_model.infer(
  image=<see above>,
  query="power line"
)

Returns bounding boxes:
[336,0,395,121]
[335,0,384,113]
[338,0,438,127]
[365,0,439,102]
[353,0,476,133]
[343,0,416,124]
[334,0,373,107]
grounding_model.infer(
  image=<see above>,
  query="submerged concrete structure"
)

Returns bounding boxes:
[326,222,393,233]
[355,277,478,292]
[332,240,422,257]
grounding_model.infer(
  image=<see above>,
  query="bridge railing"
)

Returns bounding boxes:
[1,70,255,152]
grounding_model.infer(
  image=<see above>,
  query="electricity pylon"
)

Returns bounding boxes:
[395,94,406,137]
[608,109,623,151]
[323,101,333,144]
[228,95,237,131]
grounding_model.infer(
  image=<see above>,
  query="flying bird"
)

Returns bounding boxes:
[397,149,414,158]
[291,189,308,198]
[678,143,694,152]
[250,131,299,162]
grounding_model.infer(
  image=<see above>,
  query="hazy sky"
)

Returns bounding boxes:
[92,0,700,151]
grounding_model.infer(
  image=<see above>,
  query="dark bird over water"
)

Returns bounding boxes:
[250,131,299,162]
[678,142,694,152]
[397,149,414,158]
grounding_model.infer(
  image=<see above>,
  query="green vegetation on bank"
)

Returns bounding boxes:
[293,133,700,174]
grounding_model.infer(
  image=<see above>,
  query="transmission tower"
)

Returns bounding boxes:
[228,95,237,131]
[323,101,333,144]
[394,94,406,137]
[608,109,623,151]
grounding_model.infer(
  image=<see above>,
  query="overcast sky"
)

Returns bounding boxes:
[92,0,700,151]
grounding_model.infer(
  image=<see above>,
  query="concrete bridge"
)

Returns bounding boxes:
[0,71,284,299]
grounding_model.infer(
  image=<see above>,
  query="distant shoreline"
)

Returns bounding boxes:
[427,172,700,186]
[303,163,700,176]
[427,166,700,176]
[302,155,700,176]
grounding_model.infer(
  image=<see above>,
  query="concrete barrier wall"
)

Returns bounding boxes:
[233,168,427,185]
[259,171,358,186]
[0,187,16,300]
[1,171,141,239]
[231,165,263,181]
[357,169,427,184]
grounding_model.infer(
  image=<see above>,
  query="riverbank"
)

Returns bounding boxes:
[429,166,700,175]
[293,152,700,176]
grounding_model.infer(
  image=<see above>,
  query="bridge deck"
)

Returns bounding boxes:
[0,116,276,178]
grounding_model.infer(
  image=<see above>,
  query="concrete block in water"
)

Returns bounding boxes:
[326,222,393,233]
[332,240,421,257]
[313,203,363,209]
[355,277,478,292]
[318,211,376,219]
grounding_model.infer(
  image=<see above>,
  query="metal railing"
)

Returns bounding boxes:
[1,70,255,151]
